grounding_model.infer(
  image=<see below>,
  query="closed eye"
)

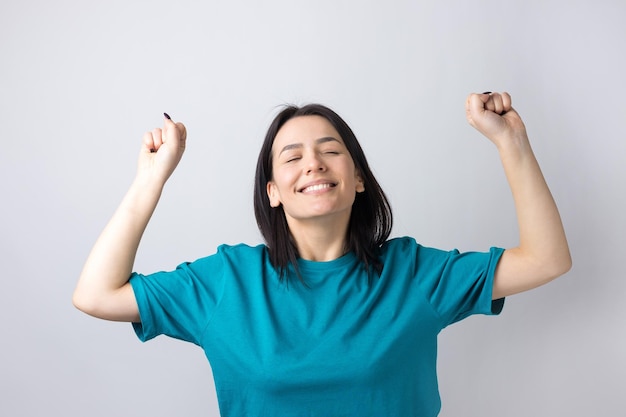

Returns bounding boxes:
[285,156,301,163]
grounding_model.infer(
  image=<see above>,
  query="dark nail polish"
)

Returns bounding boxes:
[482,91,492,95]
[164,112,171,120]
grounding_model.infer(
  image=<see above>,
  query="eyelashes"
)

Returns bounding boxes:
[283,150,340,164]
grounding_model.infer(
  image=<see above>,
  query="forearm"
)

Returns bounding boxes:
[465,92,571,298]
[73,116,186,320]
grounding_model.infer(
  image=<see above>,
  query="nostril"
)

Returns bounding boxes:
[306,165,325,173]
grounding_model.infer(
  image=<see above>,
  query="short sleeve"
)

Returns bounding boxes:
[415,245,505,327]
[129,253,225,345]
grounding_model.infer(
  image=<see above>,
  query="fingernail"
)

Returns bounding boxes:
[164,112,171,120]
[482,91,492,95]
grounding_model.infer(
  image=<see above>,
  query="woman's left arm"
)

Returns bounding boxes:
[465,92,572,300]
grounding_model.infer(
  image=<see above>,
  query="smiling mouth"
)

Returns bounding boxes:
[299,183,336,193]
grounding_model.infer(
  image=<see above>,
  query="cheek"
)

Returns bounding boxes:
[274,166,298,186]
[268,167,295,199]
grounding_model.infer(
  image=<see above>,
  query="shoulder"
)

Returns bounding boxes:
[211,242,272,270]
[380,237,465,276]
[178,243,268,273]
[216,242,268,256]
[210,242,269,265]
[381,236,454,257]
[381,236,417,252]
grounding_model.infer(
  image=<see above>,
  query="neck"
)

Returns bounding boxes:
[287,214,350,262]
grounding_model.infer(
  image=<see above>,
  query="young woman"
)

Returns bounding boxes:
[73,92,571,416]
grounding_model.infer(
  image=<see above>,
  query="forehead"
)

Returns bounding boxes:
[272,115,343,150]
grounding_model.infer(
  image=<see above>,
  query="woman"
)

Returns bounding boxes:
[73,92,571,416]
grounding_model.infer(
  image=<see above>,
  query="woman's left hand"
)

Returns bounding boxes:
[465,92,527,148]
[465,92,572,299]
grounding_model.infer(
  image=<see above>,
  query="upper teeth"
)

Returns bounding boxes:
[302,183,332,192]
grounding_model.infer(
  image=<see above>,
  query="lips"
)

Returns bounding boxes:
[299,182,336,193]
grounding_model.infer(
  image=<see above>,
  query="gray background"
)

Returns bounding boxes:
[1,0,624,415]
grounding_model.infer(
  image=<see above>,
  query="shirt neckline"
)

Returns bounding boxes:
[296,251,358,273]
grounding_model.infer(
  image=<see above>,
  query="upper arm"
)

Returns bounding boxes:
[492,247,571,300]
[73,281,140,323]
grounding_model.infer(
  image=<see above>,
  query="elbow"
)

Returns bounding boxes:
[72,291,110,319]
[559,253,573,277]
[72,281,138,322]
[72,283,104,318]
[561,250,573,275]
[558,243,573,276]
[545,249,573,282]
[525,247,572,290]
[72,288,94,316]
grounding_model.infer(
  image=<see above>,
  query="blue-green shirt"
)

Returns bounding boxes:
[130,237,504,416]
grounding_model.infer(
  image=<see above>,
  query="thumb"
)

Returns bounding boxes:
[465,93,525,143]
[465,93,490,129]
[175,121,187,145]
[162,113,187,151]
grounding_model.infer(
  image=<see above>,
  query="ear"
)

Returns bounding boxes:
[355,171,365,193]
[266,181,282,207]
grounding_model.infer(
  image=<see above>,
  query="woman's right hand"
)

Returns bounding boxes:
[137,114,187,184]
[73,114,187,322]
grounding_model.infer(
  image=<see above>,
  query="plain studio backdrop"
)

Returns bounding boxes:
[1,0,624,415]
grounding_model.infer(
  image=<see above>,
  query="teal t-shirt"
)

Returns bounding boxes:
[130,237,504,417]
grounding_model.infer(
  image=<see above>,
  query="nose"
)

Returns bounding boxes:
[305,152,326,174]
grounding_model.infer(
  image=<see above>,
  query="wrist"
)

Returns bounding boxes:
[131,171,167,193]
[121,175,165,213]
[495,131,532,157]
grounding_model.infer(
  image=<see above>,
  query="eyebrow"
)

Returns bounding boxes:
[278,137,341,156]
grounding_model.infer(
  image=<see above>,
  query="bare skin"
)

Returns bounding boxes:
[73,117,186,322]
[72,93,571,322]
[266,115,365,262]
[465,92,571,298]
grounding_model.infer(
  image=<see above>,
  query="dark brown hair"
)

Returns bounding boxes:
[253,104,393,282]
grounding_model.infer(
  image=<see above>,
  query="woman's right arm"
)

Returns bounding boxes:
[72,115,187,322]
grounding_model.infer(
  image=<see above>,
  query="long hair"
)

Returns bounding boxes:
[253,104,393,282]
